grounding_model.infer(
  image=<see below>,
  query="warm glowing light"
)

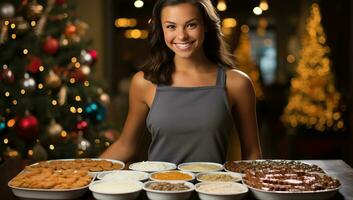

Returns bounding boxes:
[77,108,83,113]
[7,119,15,127]
[70,78,76,84]
[23,49,29,54]
[12,100,17,105]
[28,149,33,156]
[52,100,57,105]
[75,96,81,101]
[11,34,16,39]
[60,130,67,137]
[5,91,10,97]
[75,62,80,68]
[253,7,263,15]
[30,21,36,26]
[134,0,144,8]
[259,1,269,11]
[84,81,90,86]
[39,66,44,71]
[240,25,249,33]
[20,89,25,95]
[217,0,227,11]
[38,83,43,89]
[70,106,76,113]
[222,18,237,28]
[287,54,296,63]
[71,57,77,63]
[49,145,55,150]
[10,23,16,29]
[4,138,9,144]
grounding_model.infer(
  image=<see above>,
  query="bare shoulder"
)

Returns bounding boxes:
[131,71,155,90]
[226,69,254,92]
[130,71,156,105]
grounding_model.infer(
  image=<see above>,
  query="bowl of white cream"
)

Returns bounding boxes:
[89,180,143,200]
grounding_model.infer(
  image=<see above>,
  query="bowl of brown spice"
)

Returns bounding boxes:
[143,180,194,200]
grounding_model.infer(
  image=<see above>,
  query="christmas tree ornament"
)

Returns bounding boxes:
[76,131,91,157]
[45,70,61,89]
[80,50,93,66]
[32,142,48,162]
[1,64,15,84]
[43,36,59,54]
[14,17,30,35]
[58,86,67,105]
[70,68,86,82]
[25,0,44,21]
[3,147,20,160]
[47,119,63,137]
[75,20,89,36]
[15,113,39,140]
[76,120,88,131]
[65,24,77,36]
[26,56,42,74]
[55,0,66,6]
[0,2,15,18]
[34,0,55,36]
[0,118,6,133]
[100,93,110,106]
[80,65,91,75]
[20,73,36,92]
[87,49,98,65]
[84,102,106,122]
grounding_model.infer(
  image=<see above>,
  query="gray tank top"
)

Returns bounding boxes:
[146,67,233,164]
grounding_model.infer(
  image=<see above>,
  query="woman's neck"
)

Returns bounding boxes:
[173,54,215,73]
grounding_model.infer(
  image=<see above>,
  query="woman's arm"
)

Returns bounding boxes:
[100,71,151,162]
[227,69,262,160]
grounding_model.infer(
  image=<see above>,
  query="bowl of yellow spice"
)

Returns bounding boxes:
[150,170,195,182]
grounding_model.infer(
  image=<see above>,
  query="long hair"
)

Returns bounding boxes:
[142,0,234,85]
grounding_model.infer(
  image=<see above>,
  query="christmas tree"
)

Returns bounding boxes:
[234,25,264,100]
[0,0,111,162]
[281,3,344,132]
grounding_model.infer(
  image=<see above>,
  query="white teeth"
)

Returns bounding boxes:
[174,42,192,50]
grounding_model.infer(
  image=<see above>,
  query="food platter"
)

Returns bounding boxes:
[244,183,340,200]
[27,158,125,175]
[8,158,124,199]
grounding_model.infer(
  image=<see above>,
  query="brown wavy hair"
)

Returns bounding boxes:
[142,0,235,85]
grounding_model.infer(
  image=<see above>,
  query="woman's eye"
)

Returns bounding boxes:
[166,25,175,29]
[187,23,197,28]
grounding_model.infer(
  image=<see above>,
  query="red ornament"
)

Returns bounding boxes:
[76,120,88,131]
[87,50,98,65]
[15,115,39,140]
[70,68,86,82]
[55,0,65,5]
[26,57,42,73]
[43,37,59,54]
[65,24,77,36]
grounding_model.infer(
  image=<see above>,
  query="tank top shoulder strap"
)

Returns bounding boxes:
[216,66,226,87]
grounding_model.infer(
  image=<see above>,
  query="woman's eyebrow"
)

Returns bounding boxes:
[163,18,198,24]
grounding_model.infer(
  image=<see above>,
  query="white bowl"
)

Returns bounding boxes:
[178,162,223,173]
[143,180,195,200]
[89,180,143,200]
[196,171,242,183]
[129,161,176,172]
[195,182,248,200]
[245,184,339,200]
[97,170,149,182]
[149,170,195,182]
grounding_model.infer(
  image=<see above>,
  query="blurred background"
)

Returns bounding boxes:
[0,0,352,166]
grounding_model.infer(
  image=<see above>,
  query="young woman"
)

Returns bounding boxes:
[100,0,262,164]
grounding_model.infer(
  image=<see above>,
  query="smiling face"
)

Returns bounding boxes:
[160,3,206,60]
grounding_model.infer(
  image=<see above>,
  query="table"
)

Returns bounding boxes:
[1,159,352,200]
